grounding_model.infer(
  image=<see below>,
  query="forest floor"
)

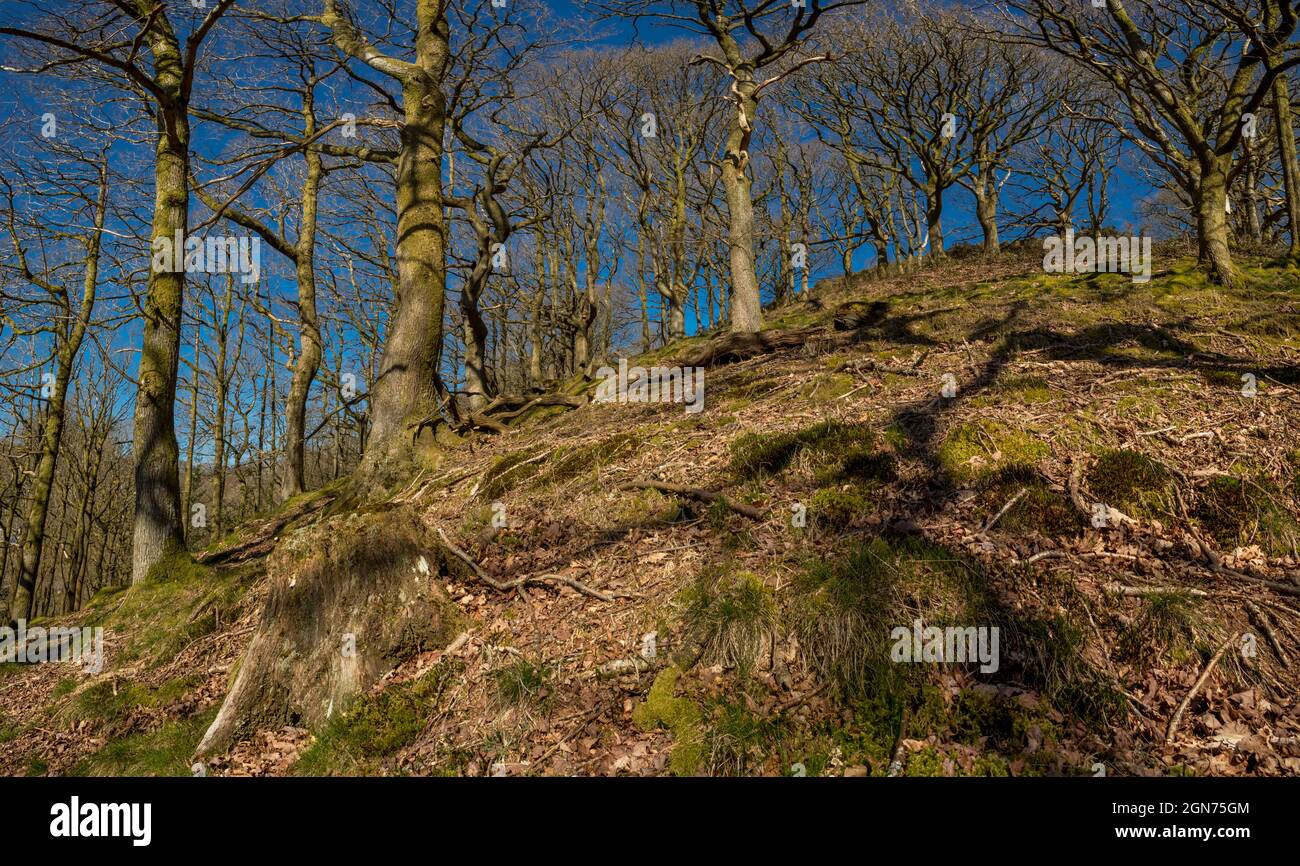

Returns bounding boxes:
[4,249,1300,777]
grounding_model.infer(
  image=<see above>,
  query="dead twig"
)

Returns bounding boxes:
[1165,634,1234,747]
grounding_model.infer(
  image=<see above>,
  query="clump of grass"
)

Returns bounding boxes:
[539,432,641,487]
[729,420,873,479]
[1014,613,1125,727]
[1193,475,1300,555]
[789,536,995,700]
[1086,448,1173,518]
[1116,591,1201,670]
[489,656,553,709]
[292,661,460,775]
[821,451,896,487]
[702,691,781,776]
[679,569,777,673]
[70,710,216,776]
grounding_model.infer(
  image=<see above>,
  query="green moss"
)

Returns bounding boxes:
[479,449,543,500]
[938,420,1050,485]
[632,666,704,776]
[63,675,200,727]
[799,372,857,402]
[971,375,1054,406]
[83,562,257,668]
[1197,368,1246,388]
[730,419,874,479]
[1086,449,1173,518]
[808,486,876,529]
[144,547,211,584]
[292,660,461,776]
[883,423,909,450]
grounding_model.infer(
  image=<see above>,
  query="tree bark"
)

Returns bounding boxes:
[132,86,189,583]
[342,0,450,461]
[1195,159,1239,288]
[1272,74,1300,258]
[722,76,762,333]
[282,103,323,499]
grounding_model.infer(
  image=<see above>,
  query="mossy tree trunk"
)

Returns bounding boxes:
[131,51,190,585]
[320,0,451,460]
[1272,73,1300,258]
[7,159,107,622]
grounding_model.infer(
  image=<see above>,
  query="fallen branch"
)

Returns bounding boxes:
[618,479,765,520]
[981,487,1027,533]
[886,703,912,777]
[1165,635,1234,747]
[1105,582,1210,598]
[1245,601,1291,668]
[833,357,924,377]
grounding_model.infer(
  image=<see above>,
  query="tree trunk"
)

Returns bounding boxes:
[925,186,945,258]
[1195,159,1239,287]
[974,185,999,254]
[362,7,450,460]
[282,129,323,500]
[1273,74,1300,258]
[12,162,107,620]
[131,113,189,583]
[722,79,762,333]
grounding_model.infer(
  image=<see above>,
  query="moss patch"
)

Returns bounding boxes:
[1086,449,1173,518]
[292,661,461,776]
[730,419,874,479]
[632,666,704,776]
[938,420,1050,485]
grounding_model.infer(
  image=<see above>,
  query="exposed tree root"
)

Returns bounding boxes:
[197,487,342,566]
[674,326,822,367]
[617,479,765,520]
[412,392,586,439]
[434,527,636,602]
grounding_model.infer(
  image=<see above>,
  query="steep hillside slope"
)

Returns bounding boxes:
[5,253,1300,777]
